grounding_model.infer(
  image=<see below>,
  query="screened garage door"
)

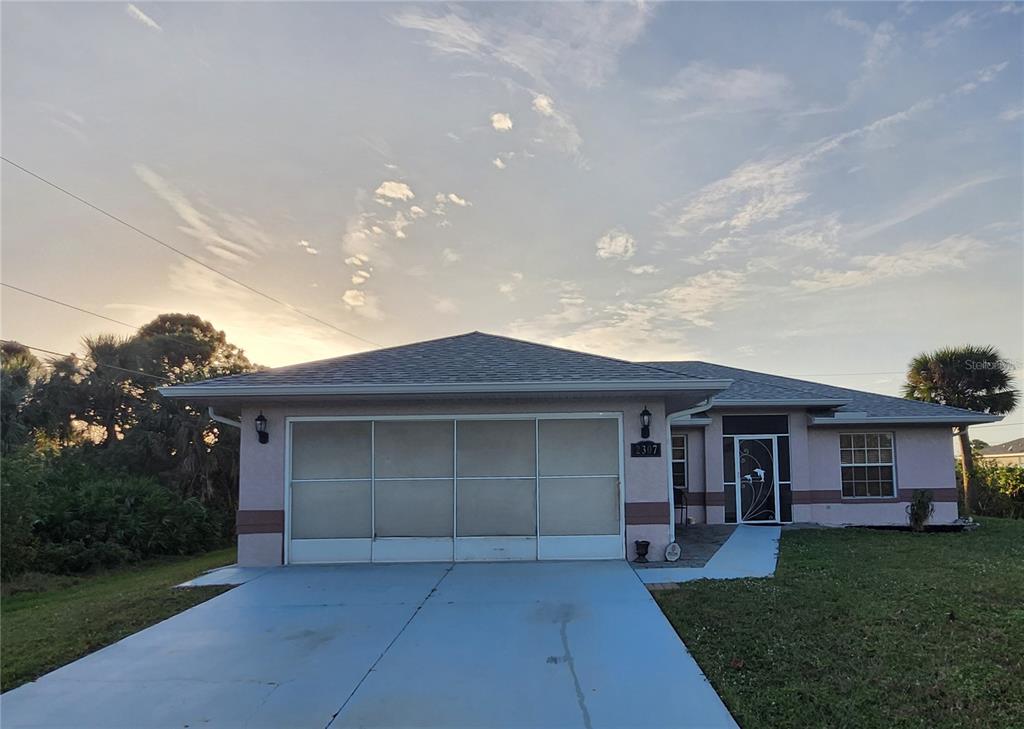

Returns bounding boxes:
[286,416,623,563]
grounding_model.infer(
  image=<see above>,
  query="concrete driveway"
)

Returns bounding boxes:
[2,561,735,728]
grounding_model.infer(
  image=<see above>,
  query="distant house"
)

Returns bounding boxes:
[160,332,1000,565]
[978,438,1024,467]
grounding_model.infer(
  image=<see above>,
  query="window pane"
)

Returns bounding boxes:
[539,477,619,536]
[672,462,687,488]
[725,483,737,523]
[291,481,371,539]
[779,482,792,522]
[867,480,881,497]
[292,421,371,480]
[879,448,893,464]
[722,415,789,435]
[840,449,853,464]
[538,418,619,477]
[456,478,536,536]
[852,434,866,448]
[723,438,735,483]
[865,434,879,449]
[456,420,536,478]
[853,449,867,464]
[878,433,892,448]
[374,421,454,478]
[778,436,791,483]
[374,480,453,537]
[842,480,855,497]
[840,434,854,449]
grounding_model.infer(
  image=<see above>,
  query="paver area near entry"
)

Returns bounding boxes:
[2,561,735,728]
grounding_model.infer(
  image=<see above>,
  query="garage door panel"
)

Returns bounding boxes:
[538,419,619,476]
[539,477,620,536]
[374,421,454,478]
[456,420,536,477]
[456,479,536,537]
[291,421,371,480]
[374,480,453,537]
[291,481,371,539]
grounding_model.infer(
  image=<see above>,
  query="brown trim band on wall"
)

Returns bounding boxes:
[237,510,285,534]
[625,501,671,525]
[791,488,958,505]
[704,491,725,506]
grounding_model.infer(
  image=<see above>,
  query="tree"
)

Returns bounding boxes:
[1,342,43,453]
[903,345,1019,513]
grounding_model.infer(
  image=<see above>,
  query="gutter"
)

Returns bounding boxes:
[159,378,734,399]
[207,406,241,429]
[711,398,852,408]
[808,414,1002,426]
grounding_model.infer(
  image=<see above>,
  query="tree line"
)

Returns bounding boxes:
[1,313,258,578]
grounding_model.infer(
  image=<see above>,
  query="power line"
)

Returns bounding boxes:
[1,156,383,348]
[2,341,171,382]
[2,282,227,357]
[2,283,138,330]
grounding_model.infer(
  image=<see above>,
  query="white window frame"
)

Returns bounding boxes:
[284,412,625,564]
[839,431,897,499]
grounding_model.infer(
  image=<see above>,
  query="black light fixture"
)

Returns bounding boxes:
[255,411,269,444]
[639,406,652,439]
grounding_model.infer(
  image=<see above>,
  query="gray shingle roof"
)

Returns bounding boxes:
[644,360,996,421]
[980,437,1024,456]
[172,332,706,390]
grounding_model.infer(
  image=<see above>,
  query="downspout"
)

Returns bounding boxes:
[208,406,242,429]
[664,397,715,546]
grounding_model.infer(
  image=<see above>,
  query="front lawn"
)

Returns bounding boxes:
[656,519,1024,728]
[1,548,235,691]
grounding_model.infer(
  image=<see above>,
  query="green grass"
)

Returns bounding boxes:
[1,548,236,691]
[656,519,1024,729]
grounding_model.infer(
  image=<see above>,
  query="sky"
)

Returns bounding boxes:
[2,1,1022,441]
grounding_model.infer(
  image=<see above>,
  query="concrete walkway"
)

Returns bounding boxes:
[3,561,736,728]
[636,524,781,585]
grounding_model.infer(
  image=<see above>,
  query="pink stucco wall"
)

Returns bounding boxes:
[800,425,958,525]
[237,396,675,565]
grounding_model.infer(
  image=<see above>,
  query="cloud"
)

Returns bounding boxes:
[125,4,161,31]
[498,271,524,298]
[297,240,319,255]
[595,228,637,260]
[447,193,470,207]
[532,94,555,115]
[922,9,976,49]
[490,112,513,131]
[409,205,427,218]
[134,164,260,264]
[374,180,415,201]
[341,289,384,319]
[441,247,461,264]
[528,92,583,154]
[351,270,371,284]
[391,3,651,89]
[627,264,659,275]
[657,62,1009,238]
[999,104,1024,122]
[651,62,793,117]
[344,253,370,267]
[433,297,459,314]
[492,157,507,169]
[792,235,988,292]
[388,210,412,239]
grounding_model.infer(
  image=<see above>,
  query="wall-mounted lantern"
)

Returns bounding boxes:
[639,406,652,439]
[255,411,269,444]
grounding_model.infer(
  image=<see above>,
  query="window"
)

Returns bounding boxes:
[670,428,687,489]
[840,433,896,497]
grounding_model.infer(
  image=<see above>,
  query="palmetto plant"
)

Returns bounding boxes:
[903,345,1018,513]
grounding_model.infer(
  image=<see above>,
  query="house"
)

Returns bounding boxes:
[977,437,1024,467]
[159,332,1000,565]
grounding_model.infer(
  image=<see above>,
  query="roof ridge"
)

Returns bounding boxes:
[650,360,990,416]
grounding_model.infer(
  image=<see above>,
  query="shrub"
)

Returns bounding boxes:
[975,462,1024,519]
[1,450,230,578]
[906,489,934,531]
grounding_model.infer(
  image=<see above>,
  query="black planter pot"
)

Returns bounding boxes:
[634,539,651,563]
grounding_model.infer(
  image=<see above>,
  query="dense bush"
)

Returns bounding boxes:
[1,449,230,578]
[956,460,1024,519]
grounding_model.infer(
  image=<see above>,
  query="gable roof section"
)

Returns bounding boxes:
[645,361,1001,425]
[161,332,731,398]
[980,437,1024,456]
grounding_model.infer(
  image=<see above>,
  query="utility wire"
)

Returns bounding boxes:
[2,282,228,357]
[2,341,171,382]
[1,156,383,348]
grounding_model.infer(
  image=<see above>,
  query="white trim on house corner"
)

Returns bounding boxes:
[808,414,1001,426]
[158,378,733,399]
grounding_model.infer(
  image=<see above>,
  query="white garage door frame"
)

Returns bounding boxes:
[284,412,625,564]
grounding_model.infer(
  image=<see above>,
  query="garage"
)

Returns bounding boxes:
[285,414,624,563]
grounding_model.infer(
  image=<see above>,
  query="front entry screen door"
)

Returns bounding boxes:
[736,438,778,522]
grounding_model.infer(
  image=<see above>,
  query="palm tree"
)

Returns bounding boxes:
[903,346,1018,513]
